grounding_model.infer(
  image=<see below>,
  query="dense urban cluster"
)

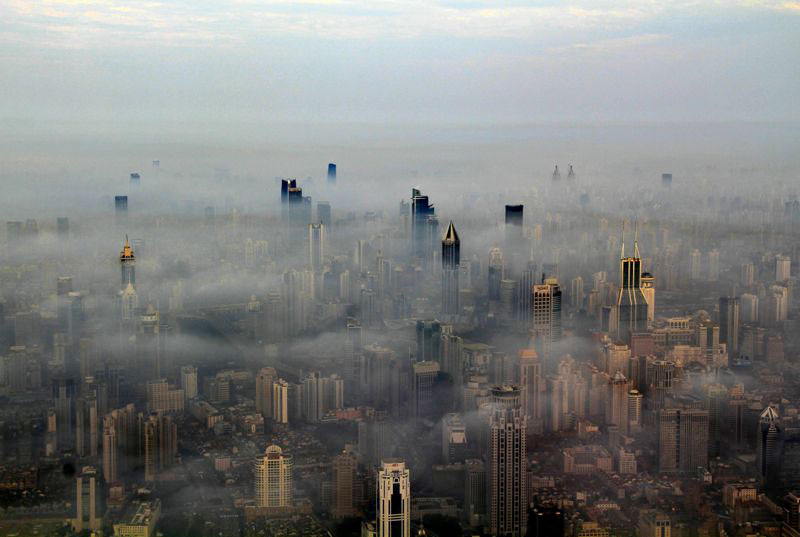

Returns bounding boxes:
[2,165,800,537]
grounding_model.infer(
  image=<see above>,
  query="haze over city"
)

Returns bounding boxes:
[0,1,799,537]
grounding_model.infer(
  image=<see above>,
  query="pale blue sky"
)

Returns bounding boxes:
[1,0,798,124]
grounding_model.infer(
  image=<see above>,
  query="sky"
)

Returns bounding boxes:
[1,0,799,126]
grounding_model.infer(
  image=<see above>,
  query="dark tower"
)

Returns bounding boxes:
[617,223,648,342]
[411,188,435,260]
[327,163,337,184]
[441,221,460,316]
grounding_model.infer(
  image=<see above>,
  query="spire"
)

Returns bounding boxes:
[620,220,625,259]
[120,235,135,261]
[634,220,641,258]
[443,220,459,243]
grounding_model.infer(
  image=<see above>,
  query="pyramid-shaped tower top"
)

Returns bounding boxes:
[442,221,459,244]
[760,405,779,422]
[120,235,135,261]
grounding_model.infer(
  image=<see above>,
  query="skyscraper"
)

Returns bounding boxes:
[114,195,128,225]
[377,459,411,537]
[411,188,435,260]
[180,366,198,400]
[504,204,524,249]
[119,237,138,321]
[411,361,440,419]
[72,466,102,533]
[658,408,709,473]
[254,445,293,509]
[488,385,527,537]
[719,296,740,356]
[255,367,276,420]
[441,221,460,316]
[532,277,562,361]
[519,348,544,431]
[309,223,325,273]
[757,406,782,490]
[616,227,648,342]
[332,450,357,518]
[488,248,504,301]
[327,162,337,183]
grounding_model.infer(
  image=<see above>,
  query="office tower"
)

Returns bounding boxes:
[345,319,364,395]
[616,228,648,342]
[639,510,671,537]
[441,331,464,390]
[464,459,486,523]
[640,272,655,323]
[647,360,674,411]
[254,445,293,508]
[757,406,782,490]
[604,342,631,375]
[532,277,562,360]
[72,466,102,533]
[777,254,792,281]
[519,348,544,429]
[280,178,297,207]
[102,415,118,483]
[516,266,534,323]
[273,380,290,424]
[719,296,740,355]
[661,173,673,187]
[411,187,435,260]
[415,320,442,362]
[54,377,76,451]
[180,366,198,400]
[255,367,276,420]
[741,262,755,286]
[689,249,702,281]
[441,413,468,463]
[569,276,584,311]
[504,204,524,247]
[114,195,128,223]
[75,396,99,457]
[707,249,720,281]
[57,217,69,239]
[119,237,138,321]
[136,305,162,379]
[658,408,709,473]
[142,413,177,481]
[332,450,357,518]
[606,372,630,433]
[628,389,643,430]
[377,459,411,537]
[360,288,378,327]
[499,280,517,319]
[317,201,332,228]
[441,221,461,316]
[487,248,504,300]
[741,293,759,323]
[309,223,325,272]
[327,162,337,183]
[129,172,140,184]
[488,386,527,536]
[411,361,440,419]
[4,346,29,394]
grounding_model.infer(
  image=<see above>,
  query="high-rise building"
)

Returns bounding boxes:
[180,366,198,400]
[317,201,332,228]
[641,272,655,323]
[607,372,630,434]
[776,254,792,281]
[689,249,702,281]
[532,277,562,361]
[441,221,460,316]
[72,466,102,533]
[488,248,504,301]
[757,406,782,490]
[741,293,759,323]
[309,223,325,272]
[142,413,177,481]
[441,413,468,463]
[504,204,524,247]
[411,361,440,419]
[616,228,648,342]
[411,188,435,260]
[464,458,486,524]
[119,237,137,321]
[519,348,544,431]
[707,249,720,281]
[114,195,128,224]
[377,459,411,537]
[741,262,755,286]
[658,408,709,473]
[719,296,740,355]
[254,445,293,508]
[488,385,527,536]
[639,510,671,537]
[273,380,290,424]
[255,367,276,420]
[327,162,337,184]
[332,450,357,518]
